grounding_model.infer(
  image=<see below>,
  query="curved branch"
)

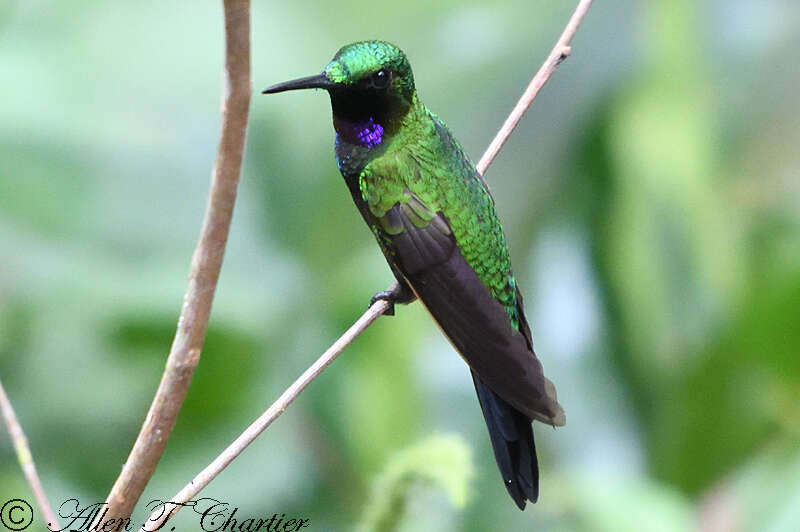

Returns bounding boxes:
[143,297,389,530]
[100,0,251,524]
[146,0,594,524]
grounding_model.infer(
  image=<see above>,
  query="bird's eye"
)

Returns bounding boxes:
[371,69,391,89]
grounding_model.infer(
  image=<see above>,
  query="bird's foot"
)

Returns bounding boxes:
[370,281,416,316]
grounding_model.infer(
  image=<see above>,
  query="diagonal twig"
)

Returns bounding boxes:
[142,298,389,530]
[98,0,252,525]
[145,0,594,525]
[476,0,594,177]
[0,378,61,531]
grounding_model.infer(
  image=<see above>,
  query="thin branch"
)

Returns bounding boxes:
[143,297,389,531]
[99,0,251,524]
[476,0,594,177]
[144,0,594,525]
[0,378,61,531]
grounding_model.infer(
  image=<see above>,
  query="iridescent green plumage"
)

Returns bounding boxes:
[358,94,520,327]
[263,40,564,509]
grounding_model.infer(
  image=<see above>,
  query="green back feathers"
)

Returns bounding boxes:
[321,41,520,331]
[361,104,519,328]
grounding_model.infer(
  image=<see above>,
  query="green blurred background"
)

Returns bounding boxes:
[2,1,799,530]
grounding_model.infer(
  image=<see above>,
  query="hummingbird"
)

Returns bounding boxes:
[263,41,565,509]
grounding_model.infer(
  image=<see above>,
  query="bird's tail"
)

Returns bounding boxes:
[472,372,538,510]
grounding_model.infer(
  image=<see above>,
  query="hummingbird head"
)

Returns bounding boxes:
[263,41,417,147]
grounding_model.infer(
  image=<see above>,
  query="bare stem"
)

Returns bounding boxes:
[99,0,251,524]
[144,0,594,525]
[0,378,61,531]
[143,297,389,530]
[476,0,594,177]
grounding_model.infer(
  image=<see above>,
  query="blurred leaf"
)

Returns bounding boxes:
[553,472,693,532]
[651,269,800,493]
[700,439,800,532]
[357,434,473,532]
[109,314,261,432]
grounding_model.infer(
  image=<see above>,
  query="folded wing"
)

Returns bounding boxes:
[378,198,564,426]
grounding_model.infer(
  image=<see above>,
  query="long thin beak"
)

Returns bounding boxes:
[261,73,335,94]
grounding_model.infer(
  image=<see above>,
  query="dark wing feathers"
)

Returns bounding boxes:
[377,196,564,510]
[380,203,564,425]
[473,372,539,508]
[386,202,452,274]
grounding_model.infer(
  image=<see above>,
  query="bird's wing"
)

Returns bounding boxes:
[376,194,564,426]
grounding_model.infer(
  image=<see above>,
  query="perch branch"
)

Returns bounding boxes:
[143,298,389,530]
[145,0,594,525]
[0,378,61,531]
[476,0,594,177]
[99,0,251,524]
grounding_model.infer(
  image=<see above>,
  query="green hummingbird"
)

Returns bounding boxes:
[263,41,565,509]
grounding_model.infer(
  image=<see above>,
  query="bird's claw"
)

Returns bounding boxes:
[370,290,397,316]
[369,281,416,317]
